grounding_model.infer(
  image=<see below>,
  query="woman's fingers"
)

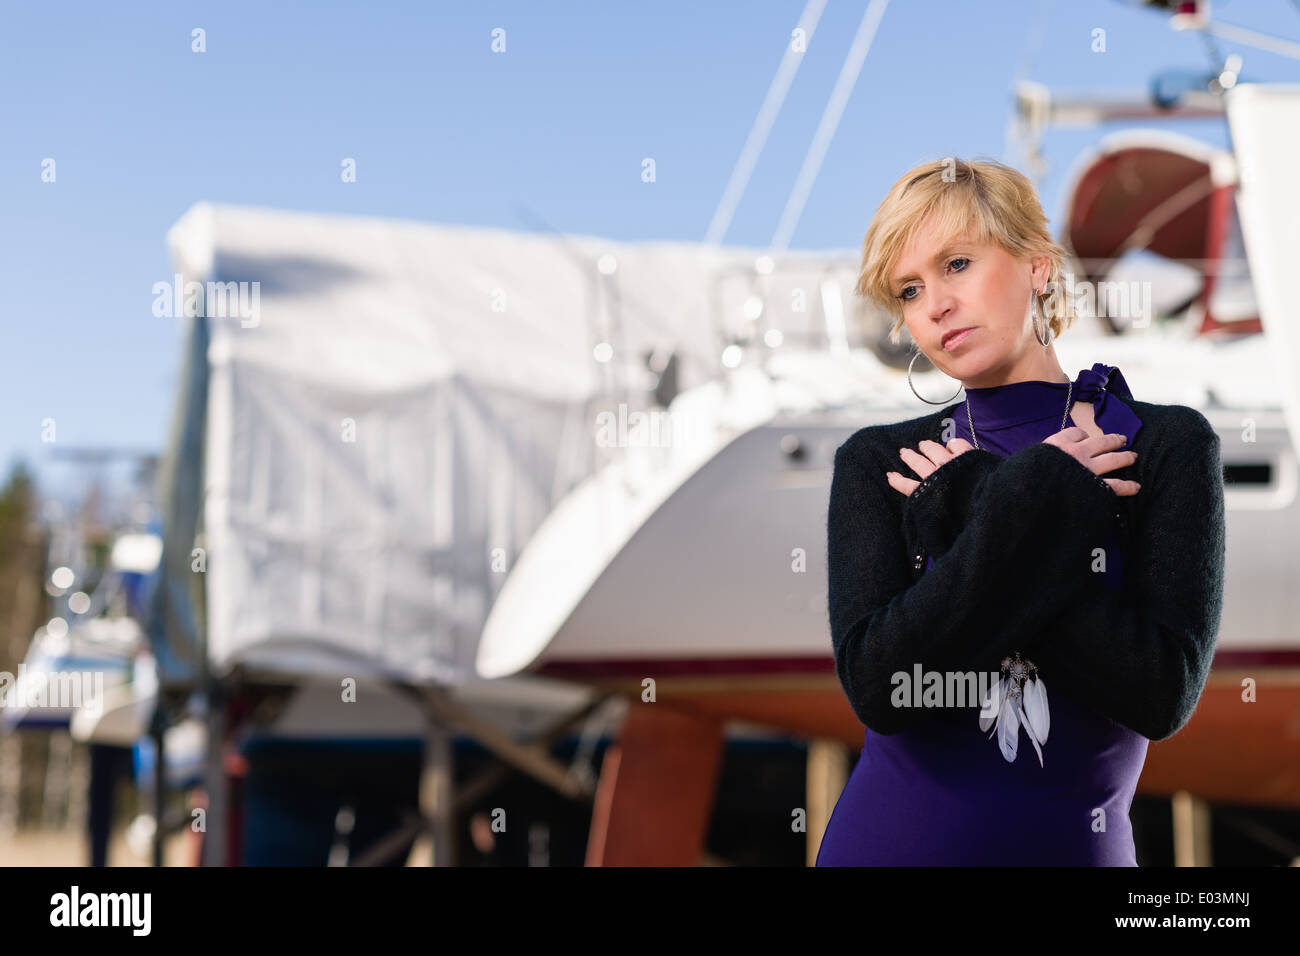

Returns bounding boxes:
[1091,448,1139,475]
[1043,430,1139,480]
[1040,426,1082,452]
[886,470,919,495]
[891,430,1140,497]
[1053,426,1089,441]
[898,439,954,481]
[890,439,961,495]
[1045,428,1126,458]
[1077,431,1131,458]
[897,446,933,481]
[1103,477,1141,497]
[889,437,975,495]
[916,439,953,461]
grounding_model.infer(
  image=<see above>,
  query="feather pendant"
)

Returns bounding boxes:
[979,675,1005,733]
[1022,676,1050,744]
[1016,699,1044,768]
[997,693,1019,762]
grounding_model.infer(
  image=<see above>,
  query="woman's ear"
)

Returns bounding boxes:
[1030,254,1052,291]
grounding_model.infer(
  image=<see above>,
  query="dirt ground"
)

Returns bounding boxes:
[0,826,193,867]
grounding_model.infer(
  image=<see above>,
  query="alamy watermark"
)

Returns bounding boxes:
[892,664,1000,717]
[152,273,261,328]
[0,666,105,718]
[593,403,707,449]
[1042,275,1153,328]
[50,886,150,935]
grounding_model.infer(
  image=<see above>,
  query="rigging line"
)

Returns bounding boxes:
[1113,174,1218,260]
[703,0,829,247]
[1003,0,1057,167]
[1198,19,1227,73]
[1112,0,1300,61]
[769,0,891,255]
[1201,18,1300,61]
[1012,0,1058,89]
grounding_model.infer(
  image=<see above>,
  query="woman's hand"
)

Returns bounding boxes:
[1041,426,1140,496]
[887,438,975,495]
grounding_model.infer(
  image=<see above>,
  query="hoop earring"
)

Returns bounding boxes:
[1032,287,1053,348]
[907,349,963,404]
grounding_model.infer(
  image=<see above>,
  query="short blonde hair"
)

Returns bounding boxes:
[855,157,1076,345]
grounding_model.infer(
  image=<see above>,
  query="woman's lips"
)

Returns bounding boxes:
[942,327,975,351]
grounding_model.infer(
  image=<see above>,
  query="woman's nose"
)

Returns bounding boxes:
[928,291,955,323]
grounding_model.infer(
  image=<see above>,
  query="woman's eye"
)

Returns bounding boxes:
[897,258,969,302]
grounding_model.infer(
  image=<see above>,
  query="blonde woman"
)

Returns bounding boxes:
[817,157,1225,866]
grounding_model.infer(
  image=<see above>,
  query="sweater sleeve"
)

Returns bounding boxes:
[827,436,1121,735]
[900,447,1004,558]
[1026,411,1225,741]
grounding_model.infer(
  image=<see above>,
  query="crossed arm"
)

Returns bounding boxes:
[826,411,1224,740]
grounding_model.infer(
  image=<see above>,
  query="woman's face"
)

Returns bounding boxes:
[890,213,1050,387]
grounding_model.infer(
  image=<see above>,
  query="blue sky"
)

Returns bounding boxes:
[3,0,1298,506]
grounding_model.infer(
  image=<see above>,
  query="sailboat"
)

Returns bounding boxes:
[477,17,1300,861]
[148,0,1300,865]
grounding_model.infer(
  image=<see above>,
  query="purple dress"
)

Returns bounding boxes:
[816,364,1150,866]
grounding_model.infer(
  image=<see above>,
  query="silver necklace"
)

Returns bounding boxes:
[966,379,1073,451]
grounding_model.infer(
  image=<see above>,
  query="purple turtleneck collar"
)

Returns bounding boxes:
[952,362,1142,458]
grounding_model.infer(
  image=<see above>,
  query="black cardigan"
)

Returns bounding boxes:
[825,396,1226,741]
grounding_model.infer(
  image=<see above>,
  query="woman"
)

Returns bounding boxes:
[816,158,1226,866]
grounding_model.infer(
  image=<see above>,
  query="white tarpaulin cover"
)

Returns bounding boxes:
[153,201,846,686]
